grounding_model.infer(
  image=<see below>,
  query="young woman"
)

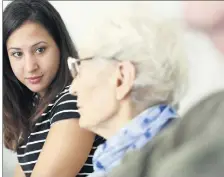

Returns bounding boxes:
[3,0,104,177]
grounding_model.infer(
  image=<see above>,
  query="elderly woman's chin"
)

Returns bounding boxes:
[78,114,98,130]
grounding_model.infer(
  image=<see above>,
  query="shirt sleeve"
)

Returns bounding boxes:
[50,92,80,125]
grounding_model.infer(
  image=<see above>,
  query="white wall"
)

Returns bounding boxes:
[3,1,224,177]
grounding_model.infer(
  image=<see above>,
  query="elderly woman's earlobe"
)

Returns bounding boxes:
[115,61,136,100]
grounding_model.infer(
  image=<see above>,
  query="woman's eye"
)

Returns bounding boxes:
[11,52,23,58]
[36,47,45,54]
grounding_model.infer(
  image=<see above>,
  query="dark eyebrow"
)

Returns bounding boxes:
[8,41,47,51]
[7,47,21,51]
[32,41,47,48]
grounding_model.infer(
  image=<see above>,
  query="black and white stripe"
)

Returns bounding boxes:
[17,85,105,177]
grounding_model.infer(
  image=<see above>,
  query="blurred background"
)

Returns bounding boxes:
[3,1,224,176]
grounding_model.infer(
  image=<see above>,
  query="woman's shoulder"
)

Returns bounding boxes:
[47,85,80,125]
[50,85,76,106]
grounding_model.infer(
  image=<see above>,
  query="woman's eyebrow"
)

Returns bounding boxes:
[8,41,48,51]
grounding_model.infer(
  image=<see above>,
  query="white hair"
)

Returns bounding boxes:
[77,4,188,109]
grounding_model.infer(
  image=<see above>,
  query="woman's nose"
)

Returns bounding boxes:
[24,55,38,73]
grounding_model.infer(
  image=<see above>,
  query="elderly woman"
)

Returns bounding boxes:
[68,10,188,177]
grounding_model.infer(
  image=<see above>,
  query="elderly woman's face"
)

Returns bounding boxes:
[69,58,119,129]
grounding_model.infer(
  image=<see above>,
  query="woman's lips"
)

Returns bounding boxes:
[27,76,43,84]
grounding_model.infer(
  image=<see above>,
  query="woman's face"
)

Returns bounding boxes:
[69,57,135,132]
[69,58,119,130]
[6,21,60,96]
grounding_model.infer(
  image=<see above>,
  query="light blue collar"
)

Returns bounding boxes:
[88,104,178,177]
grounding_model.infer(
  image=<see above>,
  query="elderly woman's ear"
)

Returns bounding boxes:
[115,61,136,100]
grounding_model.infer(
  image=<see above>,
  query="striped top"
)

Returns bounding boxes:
[17,85,105,177]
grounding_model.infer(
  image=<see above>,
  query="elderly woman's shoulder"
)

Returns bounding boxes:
[151,90,224,177]
[186,90,224,117]
[175,90,224,140]
[151,90,224,153]
[107,90,224,177]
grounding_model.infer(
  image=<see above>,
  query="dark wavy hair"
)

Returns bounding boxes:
[3,0,79,151]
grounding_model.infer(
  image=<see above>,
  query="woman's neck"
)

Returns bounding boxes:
[93,101,143,139]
